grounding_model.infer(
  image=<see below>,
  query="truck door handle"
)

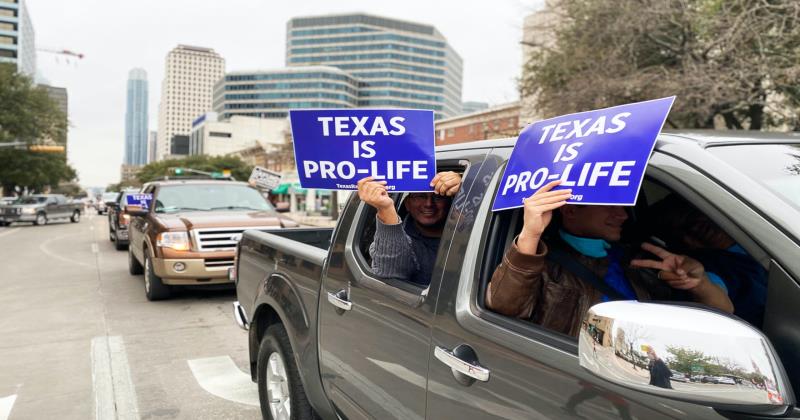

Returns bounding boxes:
[435,345,490,382]
[327,290,352,311]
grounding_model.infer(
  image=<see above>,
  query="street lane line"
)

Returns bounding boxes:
[0,227,19,238]
[187,356,259,406]
[39,234,94,269]
[0,395,16,420]
[91,336,140,420]
[91,243,99,253]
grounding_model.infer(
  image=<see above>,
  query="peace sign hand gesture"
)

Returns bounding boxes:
[630,242,706,290]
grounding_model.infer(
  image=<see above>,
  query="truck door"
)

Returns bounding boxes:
[424,148,796,419]
[316,151,488,419]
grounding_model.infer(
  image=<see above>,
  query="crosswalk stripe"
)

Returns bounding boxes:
[187,356,258,406]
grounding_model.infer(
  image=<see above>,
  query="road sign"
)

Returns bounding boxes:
[249,166,282,191]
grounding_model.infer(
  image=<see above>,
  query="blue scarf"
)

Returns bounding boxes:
[559,230,637,301]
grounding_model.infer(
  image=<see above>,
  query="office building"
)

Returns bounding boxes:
[0,0,35,78]
[157,45,225,160]
[189,112,287,156]
[125,68,148,165]
[39,84,68,148]
[285,13,463,119]
[213,66,358,119]
[148,131,157,163]
[461,101,488,115]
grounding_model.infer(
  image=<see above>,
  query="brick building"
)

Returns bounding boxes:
[434,102,521,146]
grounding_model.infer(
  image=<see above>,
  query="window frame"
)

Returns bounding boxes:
[343,159,471,305]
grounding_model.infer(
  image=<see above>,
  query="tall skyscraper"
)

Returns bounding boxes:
[0,0,35,78]
[213,66,359,120]
[285,14,463,119]
[157,45,225,160]
[125,68,148,165]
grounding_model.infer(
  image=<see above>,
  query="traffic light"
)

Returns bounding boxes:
[29,145,65,153]
[174,168,184,175]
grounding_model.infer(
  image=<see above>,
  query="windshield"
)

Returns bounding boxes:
[102,192,119,201]
[710,144,800,212]
[17,196,48,204]
[154,184,274,213]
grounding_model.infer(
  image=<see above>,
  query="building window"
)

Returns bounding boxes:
[209,131,232,138]
[0,8,16,17]
[0,22,15,31]
[0,36,14,45]
[446,128,455,137]
[0,49,16,58]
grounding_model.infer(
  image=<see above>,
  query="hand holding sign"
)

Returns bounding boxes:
[517,181,572,255]
[430,171,462,196]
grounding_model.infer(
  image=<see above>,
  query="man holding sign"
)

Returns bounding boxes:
[485,98,733,337]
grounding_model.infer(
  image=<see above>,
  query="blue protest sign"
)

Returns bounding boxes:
[289,109,436,192]
[125,193,153,209]
[492,97,675,211]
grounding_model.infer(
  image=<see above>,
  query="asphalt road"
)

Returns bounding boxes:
[0,212,260,419]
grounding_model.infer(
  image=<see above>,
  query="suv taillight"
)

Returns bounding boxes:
[119,213,130,225]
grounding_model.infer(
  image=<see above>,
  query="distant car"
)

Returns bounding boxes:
[96,192,118,215]
[717,376,737,385]
[0,197,16,206]
[0,194,83,226]
[670,370,689,382]
[108,189,139,250]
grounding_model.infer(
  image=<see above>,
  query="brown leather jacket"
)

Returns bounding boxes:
[486,239,665,337]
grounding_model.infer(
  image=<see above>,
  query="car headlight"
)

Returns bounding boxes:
[22,208,36,214]
[156,231,191,251]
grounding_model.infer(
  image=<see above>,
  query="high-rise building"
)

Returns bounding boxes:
[157,45,225,160]
[285,13,463,119]
[0,0,35,78]
[189,112,288,157]
[213,66,359,120]
[125,68,148,165]
[148,131,157,163]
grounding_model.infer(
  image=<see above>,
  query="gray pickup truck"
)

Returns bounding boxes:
[0,194,83,226]
[233,132,800,420]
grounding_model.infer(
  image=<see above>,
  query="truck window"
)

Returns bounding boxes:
[351,167,465,292]
[481,175,771,340]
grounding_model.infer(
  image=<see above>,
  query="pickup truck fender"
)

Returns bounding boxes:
[248,273,336,419]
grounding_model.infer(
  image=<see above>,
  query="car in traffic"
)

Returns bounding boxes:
[95,192,118,215]
[126,179,298,301]
[0,194,83,226]
[107,188,139,250]
[233,131,800,419]
[670,370,689,382]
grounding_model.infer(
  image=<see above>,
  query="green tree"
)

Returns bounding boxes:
[0,149,77,193]
[522,0,800,130]
[136,154,252,184]
[665,345,710,376]
[0,63,67,143]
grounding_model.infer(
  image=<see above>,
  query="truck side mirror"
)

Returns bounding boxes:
[125,205,149,217]
[580,301,793,414]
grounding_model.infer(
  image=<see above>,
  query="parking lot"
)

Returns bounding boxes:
[0,212,259,419]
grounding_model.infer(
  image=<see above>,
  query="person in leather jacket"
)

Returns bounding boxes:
[485,180,733,337]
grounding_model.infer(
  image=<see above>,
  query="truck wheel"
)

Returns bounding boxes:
[34,212,47,226]
[257,324,313,420]
[128,246,144,275]
[0,221,8,227]
[144,253,171,301]
[70,210,80,223]
[114,237,127,251]
[110,229,116,242]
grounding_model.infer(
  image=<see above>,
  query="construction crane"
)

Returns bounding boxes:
[37,47,85,65]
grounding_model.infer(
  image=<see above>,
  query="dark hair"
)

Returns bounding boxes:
[646,195,727,250]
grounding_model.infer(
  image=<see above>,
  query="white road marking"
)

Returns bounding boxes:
[91,243,99,253]
[39,235,94,269]
[90,225,95,231]
[187,356,259,406]
[91,336,140,420]
[0,228,20,238]
[0,394,16,420]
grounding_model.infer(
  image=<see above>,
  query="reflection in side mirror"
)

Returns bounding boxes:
[580,301,793,412]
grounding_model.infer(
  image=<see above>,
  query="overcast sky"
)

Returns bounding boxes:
[27,0,542,188]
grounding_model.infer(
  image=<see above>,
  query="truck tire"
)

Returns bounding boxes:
[0,221,8,227]
[34,212,47,226]
[257,324,314,420]
[114,236,127,251]
[70,210,80,223]
[128,246,144,275]
[144,253,171,301]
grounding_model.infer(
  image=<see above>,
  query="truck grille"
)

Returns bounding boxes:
[192,226,281,251]
[204,257,235,270]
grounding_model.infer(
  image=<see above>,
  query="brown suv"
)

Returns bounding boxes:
[126,179,297,300]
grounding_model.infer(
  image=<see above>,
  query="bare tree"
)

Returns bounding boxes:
[521,0,800,130]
